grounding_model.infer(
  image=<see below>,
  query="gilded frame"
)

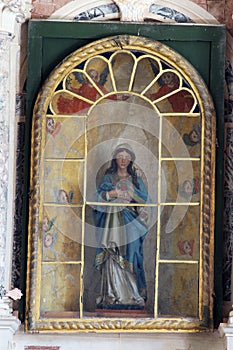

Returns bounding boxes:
[26,35,215,332]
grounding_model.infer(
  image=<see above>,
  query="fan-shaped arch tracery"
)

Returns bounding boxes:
[50,49,198,116]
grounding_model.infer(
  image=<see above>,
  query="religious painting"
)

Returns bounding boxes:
[27,35,215,332]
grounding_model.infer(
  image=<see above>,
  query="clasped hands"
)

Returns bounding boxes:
[108,189,133,202]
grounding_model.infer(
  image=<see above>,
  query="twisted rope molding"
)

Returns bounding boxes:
[34,317,204,332]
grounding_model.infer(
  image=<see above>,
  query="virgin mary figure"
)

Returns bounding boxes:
[94,143,149,308]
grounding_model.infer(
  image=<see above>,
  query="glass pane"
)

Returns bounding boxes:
[132,56,161,93]
[86,101,160,204]
[158,263,199,317]
[145,71,196,113]
[162,116,201,158]
[44,116,85,158]
[160,205,200,260]
[111,52,135,91]
[40,263,81,316]
[83,205,157,317]
[43,160,84,204]
[42,206,82,261]
[85,56,114,93]
[161,160,201,203]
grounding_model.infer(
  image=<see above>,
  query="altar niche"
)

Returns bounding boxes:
[27,34,216,332]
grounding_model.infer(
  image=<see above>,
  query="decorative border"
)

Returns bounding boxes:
[34,318,204,332]
[74,3,119,21]
[73,3,193,22]
[222,40,233,303]
[223,123,233,301]
[27,35,215,332]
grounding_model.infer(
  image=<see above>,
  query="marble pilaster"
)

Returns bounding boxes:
[0,2,31,348]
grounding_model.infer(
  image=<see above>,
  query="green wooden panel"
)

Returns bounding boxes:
[24,20,226,326]
[41,38,210,84]
[27,21,226,114]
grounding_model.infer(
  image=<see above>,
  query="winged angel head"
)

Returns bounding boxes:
[113,0,153,21]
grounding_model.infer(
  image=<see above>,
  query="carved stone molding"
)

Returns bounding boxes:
[0,0,32,35]
[113,0,152,21]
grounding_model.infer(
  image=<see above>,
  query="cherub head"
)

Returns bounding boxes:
[183,124,201,147]
[87,69,99,83]
[58,189,69,203]
[161,71,179,87]
[46,117,55,134]
[44,232,54,248]
[177,239,194,256]
[178,177,200,199]
[42,216,49,232]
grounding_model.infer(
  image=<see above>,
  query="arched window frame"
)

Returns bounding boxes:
[26,33,218,332]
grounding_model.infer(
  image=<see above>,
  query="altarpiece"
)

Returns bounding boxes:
[27,35,216,332]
